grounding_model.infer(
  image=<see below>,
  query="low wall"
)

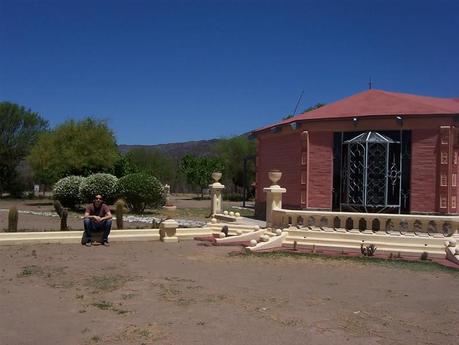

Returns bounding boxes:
[271,209,459,236]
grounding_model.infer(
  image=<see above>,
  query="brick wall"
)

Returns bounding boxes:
[410,129,438,213]
[307,131,333,209]
[256,131,302,210]
[255,130,333,217]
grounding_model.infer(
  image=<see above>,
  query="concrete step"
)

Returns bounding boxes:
[286,229,447,246]
[284,237,445,255]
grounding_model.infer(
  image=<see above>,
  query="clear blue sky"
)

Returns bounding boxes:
[1,0,458,144]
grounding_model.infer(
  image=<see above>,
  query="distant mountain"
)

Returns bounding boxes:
[118,138,219,161]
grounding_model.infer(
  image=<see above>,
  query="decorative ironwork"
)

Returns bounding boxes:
[341,131,401,212]
[387,157,401,194]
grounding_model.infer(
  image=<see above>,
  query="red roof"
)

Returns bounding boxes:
[255,89,459,133]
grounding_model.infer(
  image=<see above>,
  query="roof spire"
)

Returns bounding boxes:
[368,76,372,90]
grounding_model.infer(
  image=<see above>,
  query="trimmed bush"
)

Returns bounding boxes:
[53,176,85,208]
[117,173,165,213]
[79,173,118,204]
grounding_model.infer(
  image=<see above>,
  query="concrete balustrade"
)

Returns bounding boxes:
[272,209,459,237]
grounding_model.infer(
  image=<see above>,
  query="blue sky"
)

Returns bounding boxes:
[1,0,458,144]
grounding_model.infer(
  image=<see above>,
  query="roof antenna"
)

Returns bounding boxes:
[368,76,372,90]
[292,90,304,115]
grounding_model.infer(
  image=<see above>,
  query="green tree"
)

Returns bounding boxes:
[0,102,48,196]
[124,148,175,183]
[28,118,119,184]
[282,103,325,120]
[180,154,224,198]
[303,103,325,112]
[214,136,256,191]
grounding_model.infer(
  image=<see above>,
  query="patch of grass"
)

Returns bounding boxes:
[205,294,226,304]
[237,250,459,274]
[117,324,164,343]
[121,293,135,300]
[92,300,113,310]
[91,300,129,315]
[17,265,42,277]
[84,274,130,292]
[114,308,129,315]
[48,280,74,289]
[90,335,101,343]
[229,207,255,217]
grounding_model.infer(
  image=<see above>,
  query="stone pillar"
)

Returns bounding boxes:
[264,170,286,227]
[160,219,178,243]
[209,172,225,216]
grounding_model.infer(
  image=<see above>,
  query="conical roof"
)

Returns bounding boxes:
[254,89,459,133]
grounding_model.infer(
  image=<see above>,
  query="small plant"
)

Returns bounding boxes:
[92,300,113,310]
[19,267,33,277]
[53,200,64,217]
[114,199,125,229]
[8,206,18,232]
[90,335,101,343]
[54,200,69,230]
[360,243,377,256]
[60,208,69,231]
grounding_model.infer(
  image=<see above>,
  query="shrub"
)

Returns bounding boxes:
[53,175,85,208]
[79,173,118,204]
[117,173,165,213]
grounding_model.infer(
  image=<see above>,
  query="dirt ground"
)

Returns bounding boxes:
[0,195,249,231]
[0,241,458,345]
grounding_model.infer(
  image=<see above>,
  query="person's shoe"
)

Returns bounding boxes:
[85,242,92,247]
[101,241,110,247]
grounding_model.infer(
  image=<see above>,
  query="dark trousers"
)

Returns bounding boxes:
[83,219,112,243]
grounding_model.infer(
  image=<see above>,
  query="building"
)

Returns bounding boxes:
[252,89,459,218]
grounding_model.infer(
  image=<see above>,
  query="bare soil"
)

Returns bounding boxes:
[0,241,458,345]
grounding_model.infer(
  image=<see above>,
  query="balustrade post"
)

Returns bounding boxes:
[264,170,287,227]
[209,172,225,216]
[159,219,178,243]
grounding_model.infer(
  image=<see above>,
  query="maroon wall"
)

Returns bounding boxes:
[410,130,438,213]
[306,131,334,209]
[256,131,302,209]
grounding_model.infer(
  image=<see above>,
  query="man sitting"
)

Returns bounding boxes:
[83,194,112,246]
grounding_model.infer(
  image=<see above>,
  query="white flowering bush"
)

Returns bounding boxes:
[53,175,86,208]
[117,173,165,213]
[79,173,118,204]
